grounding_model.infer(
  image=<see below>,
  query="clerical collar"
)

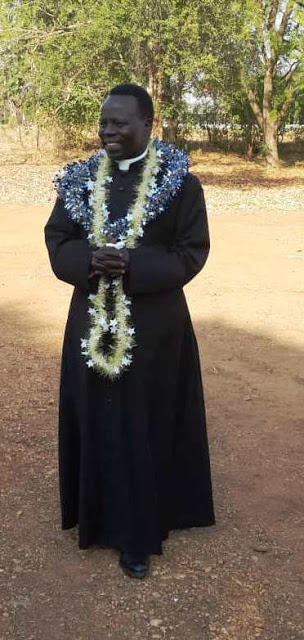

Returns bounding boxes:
[116,148,148,171]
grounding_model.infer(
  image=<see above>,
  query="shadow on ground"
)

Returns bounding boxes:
[1,302,303,639]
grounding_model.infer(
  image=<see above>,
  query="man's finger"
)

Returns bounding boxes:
[93,247,122,260]
[92,264,126,276]
[92,257,124,269]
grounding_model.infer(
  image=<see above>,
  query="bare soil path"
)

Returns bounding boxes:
[1,155,303,640]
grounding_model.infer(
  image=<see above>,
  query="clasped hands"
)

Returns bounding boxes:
[90,245,129,279]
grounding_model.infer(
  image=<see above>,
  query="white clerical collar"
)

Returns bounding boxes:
[117,147,148,171]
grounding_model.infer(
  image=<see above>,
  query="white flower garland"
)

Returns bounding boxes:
[81,142,161,379]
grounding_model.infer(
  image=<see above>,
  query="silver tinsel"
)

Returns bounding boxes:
[53,139,189,240]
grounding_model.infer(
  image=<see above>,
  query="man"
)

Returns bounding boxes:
[45,84,215,579]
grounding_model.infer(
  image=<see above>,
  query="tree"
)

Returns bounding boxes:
[0,0,222,142]
[197,0,304,165]
[0,0,134,130]
[246,1,304,165]
[1,0,303,161]
[115,0,207,140]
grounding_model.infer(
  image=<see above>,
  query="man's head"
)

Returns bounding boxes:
[99,84,154,161]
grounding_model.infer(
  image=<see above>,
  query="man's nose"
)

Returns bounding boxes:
[102,123,118,136]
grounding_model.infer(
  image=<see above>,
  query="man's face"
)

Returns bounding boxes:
[99,95,151,161]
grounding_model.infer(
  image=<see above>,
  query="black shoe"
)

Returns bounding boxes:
[119,552,149,579]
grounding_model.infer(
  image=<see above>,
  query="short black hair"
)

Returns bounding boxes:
[109,84,154,122]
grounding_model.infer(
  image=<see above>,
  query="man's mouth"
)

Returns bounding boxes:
[104,142,122,151]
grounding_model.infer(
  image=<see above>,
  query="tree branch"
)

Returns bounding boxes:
[276,0,296,37]
[36,6,57,20]
[278,65,302,124]
[268,0,280,29]
[240,65,264,129]
[247,87,264,129]
[280,59,299,80]
[278,88,297,124]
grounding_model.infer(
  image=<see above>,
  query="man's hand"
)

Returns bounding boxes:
[90,246,130,279]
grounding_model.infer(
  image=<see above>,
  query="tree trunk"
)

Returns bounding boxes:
[148,67,163,139]
[246,124,254,159]
[163,119,178,144]
[263,117,279,167]
[263,65,280,167]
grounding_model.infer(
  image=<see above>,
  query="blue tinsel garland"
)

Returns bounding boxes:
[53,139,189,241]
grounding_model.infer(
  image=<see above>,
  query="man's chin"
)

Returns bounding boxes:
[104,143,124,159]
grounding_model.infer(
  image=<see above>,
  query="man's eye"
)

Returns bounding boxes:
[99,122,125,129]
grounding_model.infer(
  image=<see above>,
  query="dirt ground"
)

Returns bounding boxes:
[0,151,304,640]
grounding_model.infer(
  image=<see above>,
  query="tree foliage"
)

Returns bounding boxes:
[0,0,303,162]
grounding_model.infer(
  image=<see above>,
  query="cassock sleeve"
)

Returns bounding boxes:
[125,174,210,295]
[44,197,93,292]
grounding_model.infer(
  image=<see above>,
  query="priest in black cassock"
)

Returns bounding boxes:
[45,84,215,579]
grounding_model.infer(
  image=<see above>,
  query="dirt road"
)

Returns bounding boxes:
[1,167,304,639]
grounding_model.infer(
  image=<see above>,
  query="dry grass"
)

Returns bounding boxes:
[0,124,96,165]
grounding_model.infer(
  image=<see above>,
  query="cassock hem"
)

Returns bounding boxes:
[61,519,216,555]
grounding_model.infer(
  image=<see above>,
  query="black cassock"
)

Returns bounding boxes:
[45,159,215,554]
